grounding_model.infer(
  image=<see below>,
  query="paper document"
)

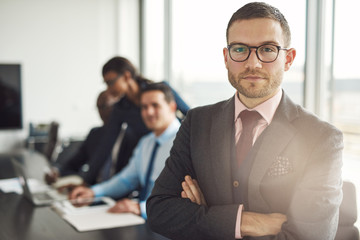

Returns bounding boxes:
[63,211,145,231]
[52,197,145,231]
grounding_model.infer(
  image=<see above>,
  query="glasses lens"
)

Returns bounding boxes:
[229,44,249,62]
[257,45,279,62]
[105,77,118,87]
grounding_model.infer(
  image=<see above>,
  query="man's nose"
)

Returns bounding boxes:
[245,49,262,69]
[145,106,155,115]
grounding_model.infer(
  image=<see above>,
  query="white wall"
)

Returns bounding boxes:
[0,0,139,152]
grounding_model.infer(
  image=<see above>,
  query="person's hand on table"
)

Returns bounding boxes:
[108,198,140,215]
[57,183,82,195]
[69,185,95,207]
[44,167,59,185]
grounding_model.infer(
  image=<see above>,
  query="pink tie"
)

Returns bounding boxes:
[236,110,262,166]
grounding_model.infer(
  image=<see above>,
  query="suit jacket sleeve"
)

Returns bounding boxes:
[57,141,88,176]
[147,108,239,240]
[79,114,119,184]
[57,127,102,176]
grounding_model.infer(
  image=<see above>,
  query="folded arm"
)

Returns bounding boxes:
[181,175,286,237]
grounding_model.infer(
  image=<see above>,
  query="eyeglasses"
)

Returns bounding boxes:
[104,76,120,87]
[227,43,289,63]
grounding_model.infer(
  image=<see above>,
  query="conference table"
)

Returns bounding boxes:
[0,149,169,240]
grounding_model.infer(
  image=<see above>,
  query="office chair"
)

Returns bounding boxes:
[41,121,60,162]
[335,181,359,240]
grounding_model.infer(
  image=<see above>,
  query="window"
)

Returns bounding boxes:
[333,1,360,229]
[170,0,306,107]
[333,0,360,160]
[142,0,165,81]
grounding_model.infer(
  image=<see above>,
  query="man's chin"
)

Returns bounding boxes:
[238,86,270,99]
[144,123,156,131]
[241,92,267,99]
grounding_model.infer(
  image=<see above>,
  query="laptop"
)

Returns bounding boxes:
[11,158,67,206]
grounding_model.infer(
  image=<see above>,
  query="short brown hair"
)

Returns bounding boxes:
[226,2,291,47]
[141,82,175,104]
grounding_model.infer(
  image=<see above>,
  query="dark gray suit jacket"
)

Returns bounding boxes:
[147,92,343,240]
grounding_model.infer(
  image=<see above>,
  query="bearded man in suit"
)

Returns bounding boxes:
[147,2,343,240]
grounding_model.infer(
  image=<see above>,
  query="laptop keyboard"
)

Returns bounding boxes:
[33,192,54,201]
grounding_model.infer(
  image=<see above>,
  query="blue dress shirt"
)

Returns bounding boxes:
[91,119,181,218]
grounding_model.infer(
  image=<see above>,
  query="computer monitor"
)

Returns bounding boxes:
[0,64,22,130]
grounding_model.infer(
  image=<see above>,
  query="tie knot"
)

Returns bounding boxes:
[239,110,262,126]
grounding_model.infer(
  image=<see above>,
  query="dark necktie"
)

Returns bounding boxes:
[236,110,262,166]
[139,140,160,201]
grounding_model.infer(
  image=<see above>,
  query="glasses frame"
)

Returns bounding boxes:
[227,43,289,63]
[105,75,121,87]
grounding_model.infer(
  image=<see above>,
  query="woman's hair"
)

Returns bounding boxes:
[102,56,153,86]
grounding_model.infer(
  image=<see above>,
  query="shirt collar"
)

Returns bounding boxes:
[151,118,181,145]
[234,89,282,125]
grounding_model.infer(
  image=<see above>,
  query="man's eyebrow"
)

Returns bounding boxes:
[228,41,247,46]
[260,41,281,45]
[228,41,280,46]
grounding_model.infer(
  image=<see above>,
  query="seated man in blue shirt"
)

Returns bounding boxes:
[69,82,180,218]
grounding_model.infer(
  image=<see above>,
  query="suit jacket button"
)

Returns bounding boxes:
[233,181,239,187]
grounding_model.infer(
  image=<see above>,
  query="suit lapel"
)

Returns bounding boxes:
[248,92,299,211]
[210,96,235,204]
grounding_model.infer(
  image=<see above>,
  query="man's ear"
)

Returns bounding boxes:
[284,48,296,72]
[170,101,177,112]
[223,47,230,70]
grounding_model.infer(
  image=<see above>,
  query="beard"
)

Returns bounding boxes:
[228,69,283,99]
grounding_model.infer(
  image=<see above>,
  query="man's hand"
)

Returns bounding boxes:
[44,167,59,185]
[181,175,207,206]
[57,183,81,194]
[107,198,140,215]
[241,211,287,237]
[69,186,95,206]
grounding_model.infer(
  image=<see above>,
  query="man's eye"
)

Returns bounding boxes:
[234,47,247,53]
[261,46,277,53]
